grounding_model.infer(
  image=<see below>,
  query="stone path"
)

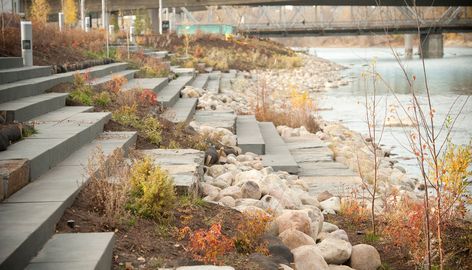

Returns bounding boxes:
[284,134,362,196]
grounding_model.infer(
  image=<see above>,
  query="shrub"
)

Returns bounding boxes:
[128,156,176,221]
[339,197,370,225]
[141,116,162,145]
[104,75,127,94]
[187,223,234,264]
[112,104,140,127]
[138,89,158,106]
[93,91,112,106]
[234,211,273,254]
[83,147,131,227]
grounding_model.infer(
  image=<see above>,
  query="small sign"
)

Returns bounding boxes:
[22,40,31,50]
[162,20,170,32]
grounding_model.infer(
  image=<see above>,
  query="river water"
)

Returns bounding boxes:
[311,47,472,178]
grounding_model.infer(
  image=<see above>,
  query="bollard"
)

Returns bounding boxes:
[21,21,33,66]
[129,26,135,43]
[85,17,91,32]
[58,12,64,32]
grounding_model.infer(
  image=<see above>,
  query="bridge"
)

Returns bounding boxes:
[13,1,472,58]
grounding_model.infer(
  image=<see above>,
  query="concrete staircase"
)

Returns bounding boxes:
[0,57,137,270]
[160,74,198,124]
[235,115,299,174]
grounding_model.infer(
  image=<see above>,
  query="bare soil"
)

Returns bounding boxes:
[56,189,261,269]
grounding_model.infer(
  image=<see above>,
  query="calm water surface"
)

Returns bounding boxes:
[312,47,472,178]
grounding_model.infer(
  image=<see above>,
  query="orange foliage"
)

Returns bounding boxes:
[234,211,273,254]
[186,223,234,265]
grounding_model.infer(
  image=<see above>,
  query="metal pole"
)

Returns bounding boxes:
[159,0,162,34]
[80,0,85,30]
[58,12,64,31]
[101,0,106,29]
[21,21,33,66]
[171,7,176,31]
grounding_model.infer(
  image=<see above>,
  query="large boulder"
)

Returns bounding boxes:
[348,244,381,270]
[234,169,263,186]
[330,229,349,242]
[256,195,285,215]
[321,222,339,233]
[292,245,329,270]
[279,228,316,250]
[214,172,234,187]
[219,196,236,207]
[275,210,312,235]
[219,186,242,199]
[200,182,220,200]
[320,197,341,213]
[207,165,226,177]
[317,190,334,202]
[240,180,262,199]
[328,265,354,270]
[317,237,352,264]
[263,235,294,265]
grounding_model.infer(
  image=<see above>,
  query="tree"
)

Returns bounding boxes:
[29,0,50,24]
[64,0,78,26]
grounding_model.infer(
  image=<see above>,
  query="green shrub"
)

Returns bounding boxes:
[128,156,176,221]
[112,104,140,127]
[93,91,112,106]
[141,116,162,145]
[70,88,93,105]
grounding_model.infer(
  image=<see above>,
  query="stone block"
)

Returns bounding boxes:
[0,159,29,200]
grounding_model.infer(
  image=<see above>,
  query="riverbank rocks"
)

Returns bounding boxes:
[276,210,312,235]
[279,228,316,250]
[318,237,352,264]
[348,244,382,270]
[240,180,262,199]
[320,197,341,213]
[292,245,329,270]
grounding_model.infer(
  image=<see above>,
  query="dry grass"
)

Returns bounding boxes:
[83,147,131,228]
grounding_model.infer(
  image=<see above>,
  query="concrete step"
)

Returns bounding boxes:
[89,69,137,89]
[190,74,210,89]
[122,77,168,93]
[193,110,236,132]
[171,67,195,76]
[162,98,198,123]
[258,122,299,174]
[0,131,136,270]
[25,232,115,270]
[139,149,204,196]
[145,51,169,59]
[0,109,111,180]
[236,115,265,155]
[0,93,68,123]
[220,72,234,92]
[207,71,221,94]
[0,57,23,70]
[0,62,128,103]
[0,66,52,84]
[157,76,194,107]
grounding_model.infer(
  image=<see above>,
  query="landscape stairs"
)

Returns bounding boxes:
[235,115,299,173]
[159,73,198,124]
[285,135,362,196]
[0,57,137,270]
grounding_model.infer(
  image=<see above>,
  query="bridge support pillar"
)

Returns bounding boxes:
[419,33,443,58]
[404,34,414,58]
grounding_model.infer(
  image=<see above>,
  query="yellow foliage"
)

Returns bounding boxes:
[128,156,176,221]
[63,0,78,25]
[290,88,316,111]
[29,0,50,24]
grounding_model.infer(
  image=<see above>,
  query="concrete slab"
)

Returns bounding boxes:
[0,62,128,103]
[0,66,52,84]
[171,67,195,76]
[0,132,135,270]
[236,115,265,155]
[0,93,68,123]
[89,69,137,89]
[207,72,221,94]
[122,77,168,93]
[139,149,205,195]
[301,175,363,196]
[157,76,194,107]
[31,106,93,123]
[162,98,198,123]
[194,110,236,132]
[0,57,23,70]
[25,233,114,270]
[0,112,111,180]
[258,122,298,173]
[191,74,210,89]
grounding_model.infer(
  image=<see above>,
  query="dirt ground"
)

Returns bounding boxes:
[56,189,262,270]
